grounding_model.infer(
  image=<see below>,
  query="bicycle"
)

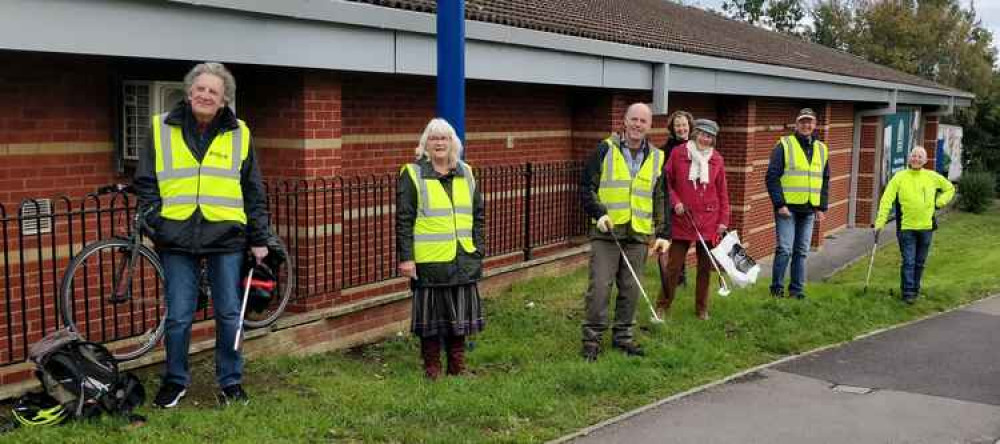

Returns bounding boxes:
[59,184,294,361]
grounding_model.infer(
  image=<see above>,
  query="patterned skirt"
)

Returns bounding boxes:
[410,283,486,338]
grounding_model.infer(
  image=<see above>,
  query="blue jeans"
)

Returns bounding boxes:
[161,251,244,388]
[771,211,815,295]
[897,230,933,297]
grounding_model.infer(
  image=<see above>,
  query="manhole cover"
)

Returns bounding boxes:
[831,384,874,394]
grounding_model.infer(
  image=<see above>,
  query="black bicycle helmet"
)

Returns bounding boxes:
[244,262,277,313]
[12,392,67,427]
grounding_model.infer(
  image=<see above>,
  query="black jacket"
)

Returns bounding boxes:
[133,102,270,254]
[765,132,831,213]
[580,135,670,243]
[396,159,486,287]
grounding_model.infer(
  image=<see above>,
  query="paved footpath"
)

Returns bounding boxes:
[565,223,1000,444]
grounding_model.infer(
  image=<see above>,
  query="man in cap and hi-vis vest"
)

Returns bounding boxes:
[134,62,270,409]
[765,107,831,300]
[579,103,671,362]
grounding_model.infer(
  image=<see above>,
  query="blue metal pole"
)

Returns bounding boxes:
[437,0,466,155]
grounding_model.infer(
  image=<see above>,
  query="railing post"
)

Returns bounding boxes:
[523,162,533,260]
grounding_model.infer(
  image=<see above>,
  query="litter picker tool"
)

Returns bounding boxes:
[683,211,732,296]
[234,266,254,351]
[862,229,880,295]
[610,232,664,324]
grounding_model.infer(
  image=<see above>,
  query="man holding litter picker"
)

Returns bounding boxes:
[874,146,954,304]
[579,102,670,362]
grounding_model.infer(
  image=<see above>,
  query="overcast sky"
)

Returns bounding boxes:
[685,0,1000,47]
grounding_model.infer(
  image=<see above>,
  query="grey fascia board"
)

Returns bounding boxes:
[11,0,972,104]
[0,0,396,73]
[183,0,972,102]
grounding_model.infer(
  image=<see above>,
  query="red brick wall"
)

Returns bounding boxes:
[856,115,881,226]
[0,52,122,207]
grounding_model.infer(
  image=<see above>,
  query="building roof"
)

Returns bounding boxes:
[347,0,951,91]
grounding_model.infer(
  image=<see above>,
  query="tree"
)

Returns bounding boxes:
[766,0,806,34]
[722,0,767,25]
[809,0,854,50]
[722,0,806,34]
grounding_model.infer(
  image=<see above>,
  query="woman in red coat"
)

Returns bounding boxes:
[659,119,730,320]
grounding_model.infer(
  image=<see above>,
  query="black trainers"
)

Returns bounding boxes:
[153,382,187,409]
[581,343,600,362]
[790,292,806,300]
[902,293,917,305]
[770,288,784,298]
[218,384,249,407]
[612,341,645,357]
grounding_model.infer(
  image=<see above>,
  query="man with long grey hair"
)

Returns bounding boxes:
[134,62,270,408]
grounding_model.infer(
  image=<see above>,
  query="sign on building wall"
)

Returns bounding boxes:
[936,124,963,181]
[881,110,920,189]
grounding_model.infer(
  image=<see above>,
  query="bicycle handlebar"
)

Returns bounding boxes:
[96,184,136,195]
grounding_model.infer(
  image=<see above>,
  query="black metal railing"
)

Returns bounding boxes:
[0,161,586,367]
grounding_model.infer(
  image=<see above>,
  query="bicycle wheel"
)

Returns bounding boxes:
[243,238,295,329]
[60,239,166,361]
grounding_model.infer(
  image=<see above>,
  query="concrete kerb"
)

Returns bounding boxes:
[547,292,1000,444]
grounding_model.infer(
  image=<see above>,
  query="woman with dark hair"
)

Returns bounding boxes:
[396,118,486,380]
[657,110,694,306]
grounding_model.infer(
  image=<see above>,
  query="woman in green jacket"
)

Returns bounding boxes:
[874,146,955,304]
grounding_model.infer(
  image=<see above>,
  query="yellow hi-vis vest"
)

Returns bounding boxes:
[403,162,477,263]
[779,135,828,206]
[153,113,250,224]
[597,137,664,234]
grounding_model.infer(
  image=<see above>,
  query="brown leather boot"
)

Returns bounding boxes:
[420,337,442,380]
[445,335,466,376]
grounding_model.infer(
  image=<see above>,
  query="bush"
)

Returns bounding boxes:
[957,171,997,213]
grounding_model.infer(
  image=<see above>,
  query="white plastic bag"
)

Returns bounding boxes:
[710,231,760,288]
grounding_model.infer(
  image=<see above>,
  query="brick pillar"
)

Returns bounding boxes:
[715,97,762,256]
[243,69,343,311]
[855,115,881,226]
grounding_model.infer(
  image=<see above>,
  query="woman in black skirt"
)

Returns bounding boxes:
[396,118,486,380]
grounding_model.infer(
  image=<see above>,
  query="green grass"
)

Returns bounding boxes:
[5,205,1000,443]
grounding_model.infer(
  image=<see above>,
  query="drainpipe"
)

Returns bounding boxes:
[437,0,466,156]
[848,89,898,227]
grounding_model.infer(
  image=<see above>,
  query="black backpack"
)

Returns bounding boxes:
[28,329,145,421]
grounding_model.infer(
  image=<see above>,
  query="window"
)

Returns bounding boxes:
[20,199,53,235]
[121,81,185,160]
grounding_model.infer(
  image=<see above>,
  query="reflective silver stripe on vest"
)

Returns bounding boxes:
[459,161,476,202]
[231,125,243,172]
[423,209,452,217]
[818,143,827,169]
[600,143,632,188]
[782,187,816,193]
[456,229,473,238]
[414,233,456,242]
[782,170,812,177]
[605,202,630,210]
[783,137,797,171]
[163,195,244,207]
[160,115,173,172]
[633,189,653,198]
[157,167,200,180]
[650,149,662,188]
[632,208,653,219]
[454,206,473,215]
[409,164,434,216]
